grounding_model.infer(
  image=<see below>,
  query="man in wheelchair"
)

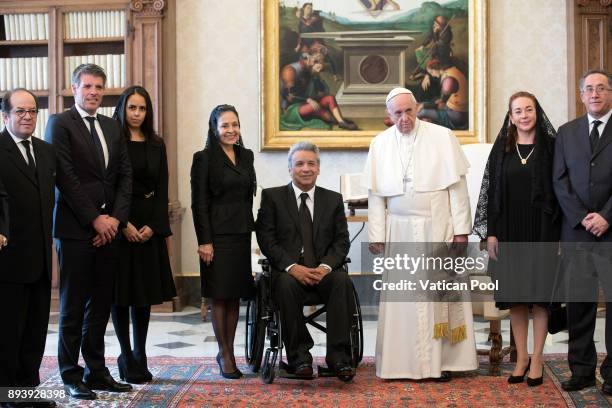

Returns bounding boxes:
[256,141,355,382]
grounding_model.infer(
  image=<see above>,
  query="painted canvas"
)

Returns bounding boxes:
[262,0,485,149]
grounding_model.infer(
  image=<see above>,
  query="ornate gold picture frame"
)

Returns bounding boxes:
[260,0,487,150]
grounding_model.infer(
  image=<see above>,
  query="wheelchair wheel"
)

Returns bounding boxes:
[245,299,265,372]
[349,283,364,367]
[261,348,277,384]
[244,275,270,373]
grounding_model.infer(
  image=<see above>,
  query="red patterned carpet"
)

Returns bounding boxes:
[36,355,612,407]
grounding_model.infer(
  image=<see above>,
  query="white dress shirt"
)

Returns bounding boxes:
[75,103,109,168]
[291,183,315,220]
[286,183,331,272]
[7,128,36,166]
[588,109,611,139]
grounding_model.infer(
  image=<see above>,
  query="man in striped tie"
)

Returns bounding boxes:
[553,69,612,394]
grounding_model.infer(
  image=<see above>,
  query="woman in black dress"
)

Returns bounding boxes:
[191,105,256,379]
[474,91,559,387]
[111,86,176,383]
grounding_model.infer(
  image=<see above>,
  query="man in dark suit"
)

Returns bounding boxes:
[553,69,612,394]
[256,141,354,382]
[0,176,7,250]
[0,88,56,407]
[45,64,132,400]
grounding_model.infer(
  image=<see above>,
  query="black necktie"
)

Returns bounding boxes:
[299,192,316,267]
[21,139,36,175]
[590,120,602,152]
[85,116,106,171]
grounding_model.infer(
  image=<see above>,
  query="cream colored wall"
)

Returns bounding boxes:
[176,0,570,275]
[488,0,568,139]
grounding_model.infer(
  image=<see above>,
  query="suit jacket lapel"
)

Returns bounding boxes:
[219,145,241,174]
[593,119,612,158]
[0,130,38,186]
[285,183,300,230]
[313,186,323,239]
[97,114,114,168]
[32,138,53,189]
[570,116,591,160]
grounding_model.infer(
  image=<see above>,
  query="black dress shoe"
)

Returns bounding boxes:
[434,371,452,382]
[561,376,595,391]
[64,381,97,400]
[294,363,314,378]
[334,363,355,382]
[602,381,612,395]
[84,375,132,392]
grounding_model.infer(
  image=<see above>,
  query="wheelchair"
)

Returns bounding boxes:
[244,259,364,384]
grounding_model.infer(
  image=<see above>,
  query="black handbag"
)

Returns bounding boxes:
[547,259,567,334]
[547,303,567,334]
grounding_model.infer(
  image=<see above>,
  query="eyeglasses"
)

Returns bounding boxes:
[12,108,39,118]
[582,85,610,95]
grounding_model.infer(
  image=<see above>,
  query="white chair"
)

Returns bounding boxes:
[462,143,514,375]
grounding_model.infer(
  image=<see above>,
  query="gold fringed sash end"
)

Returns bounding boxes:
[451,325,467,344]
[433,323,449,339]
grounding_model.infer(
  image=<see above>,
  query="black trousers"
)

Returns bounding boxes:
[564,247,612,380]
[0,274,50,387]
[273,269,353,367]
[57,239,118,384]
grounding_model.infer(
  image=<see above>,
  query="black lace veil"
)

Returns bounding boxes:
[472,97,557,240]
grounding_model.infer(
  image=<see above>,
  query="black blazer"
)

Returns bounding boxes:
[0,130,55,283]
[45,106,132,240]
[128,138,171,237]
[256,183,349,272]
[191,145,256,245]
[553,115,612,242]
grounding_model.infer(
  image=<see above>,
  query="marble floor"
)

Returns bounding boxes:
[42,306,609,359]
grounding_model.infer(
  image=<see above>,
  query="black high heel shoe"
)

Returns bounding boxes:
[508,358,531,384]
[117,354,148,384]
[527,363,544,387]
[216,354,242,379]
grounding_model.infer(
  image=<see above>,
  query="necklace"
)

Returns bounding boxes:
[395,128,415,184]
[515,144,535,165]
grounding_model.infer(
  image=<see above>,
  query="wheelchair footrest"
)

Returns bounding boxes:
[278,361,315,380]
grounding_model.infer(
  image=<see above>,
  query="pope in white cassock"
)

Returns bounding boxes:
[363,87,478,380]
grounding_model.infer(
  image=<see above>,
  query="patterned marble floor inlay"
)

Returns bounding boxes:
[40,306,609,358]
[153,341,197,350]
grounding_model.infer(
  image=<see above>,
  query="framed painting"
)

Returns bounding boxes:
[260,0,488,150]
